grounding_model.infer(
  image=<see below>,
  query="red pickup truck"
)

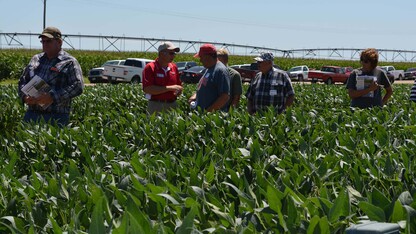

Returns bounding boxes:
[309,66,352,84]
[231,63,282,83]
[230,63,258,83]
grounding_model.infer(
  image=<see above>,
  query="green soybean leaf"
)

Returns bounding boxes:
[158,193,179,205]
[307,215,320,234]
[89,196,105,234]
[328,189,350,223]
[371,187,391,209]
[358,201,386,222]
[266,185,287,232]
[391,199,406,223]
[126,194,152,233]
[176,206,197,234]
[205,160,215,184]
[319,216,330,234]
[112,212,128,234]
[49,216,63,234]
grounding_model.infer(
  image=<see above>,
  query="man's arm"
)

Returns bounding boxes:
[382,86,393,105]
[247,99,255,115]
[207,93,229,112]
[231,95,241,107]
[348,81,379,99]
[231,71,243,107]
[284,94,295,109]
[143,85,183,95]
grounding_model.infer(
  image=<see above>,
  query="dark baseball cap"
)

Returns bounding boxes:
[254,52,274,62]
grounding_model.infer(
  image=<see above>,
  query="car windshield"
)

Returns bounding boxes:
[176,62,186,67]
[406,68,416,72]
[321,67,335,72]
[289,67,302,72]
[103,60,121,66]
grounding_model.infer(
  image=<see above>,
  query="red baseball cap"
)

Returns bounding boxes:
[194,44,217,58]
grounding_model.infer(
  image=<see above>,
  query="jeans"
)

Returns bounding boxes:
[23,110,70,127]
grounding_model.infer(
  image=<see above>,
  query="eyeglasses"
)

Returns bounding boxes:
[360,59,370,64]
[40,39,55,44]
[163,51,176,56]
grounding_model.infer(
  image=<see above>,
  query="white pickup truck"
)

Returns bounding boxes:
[287,65,309,81]
[380,66,404,80]
[103,58,154,84]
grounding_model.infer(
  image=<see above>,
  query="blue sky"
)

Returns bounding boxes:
[1,0,415,52]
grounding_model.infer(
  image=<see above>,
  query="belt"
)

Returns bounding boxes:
[150,99,176,103]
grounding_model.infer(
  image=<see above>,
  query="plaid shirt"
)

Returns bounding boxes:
[246,68,294,113]
[18,50,84,114]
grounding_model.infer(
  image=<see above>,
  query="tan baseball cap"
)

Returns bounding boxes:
[39,27,62,39]
[158,41,180,52]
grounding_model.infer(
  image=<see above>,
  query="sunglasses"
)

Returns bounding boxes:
[40,39,55,44]
[360,59,370,64]
[163,51,176,55]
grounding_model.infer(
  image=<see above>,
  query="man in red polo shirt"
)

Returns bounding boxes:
[143,41,183,114]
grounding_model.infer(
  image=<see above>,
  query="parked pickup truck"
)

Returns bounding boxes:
[380,66,404,80]
[103,58,154,84]
[308,66,352,84]
[287,65,309,81]
[88,59,125,83]
[231,63,281,83]
[404,68,416,80]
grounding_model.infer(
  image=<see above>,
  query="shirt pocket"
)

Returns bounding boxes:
[270,82,284,96]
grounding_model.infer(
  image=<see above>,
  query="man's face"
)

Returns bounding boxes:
[257,60,272,73]
[199,54,215,68]
[159,49,176,63]
[40,36,62,56]
[217,55,228,66]
[360,58,375,72]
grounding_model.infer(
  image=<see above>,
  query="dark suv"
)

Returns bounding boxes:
[175,61,198,74]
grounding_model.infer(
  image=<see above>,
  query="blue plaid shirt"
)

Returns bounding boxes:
[246,68,294,113]
[18,50,84,114]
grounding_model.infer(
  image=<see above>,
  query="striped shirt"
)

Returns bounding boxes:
[246,67,294,113]
[18,50,84,113]
[410,80,416,102]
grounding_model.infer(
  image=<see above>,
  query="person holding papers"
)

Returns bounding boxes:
[18,27,84,126]
[346,48,393,109]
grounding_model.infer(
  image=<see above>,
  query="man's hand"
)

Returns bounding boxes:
[168,85,183,96]
[24,92,53,106]
[368,81,379,91]
[188,93,197,104]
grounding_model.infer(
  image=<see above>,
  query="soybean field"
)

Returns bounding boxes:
[1,83,416,233]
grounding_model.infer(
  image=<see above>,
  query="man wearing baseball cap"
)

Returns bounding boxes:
[188,44,230,112]
[18,26,84,126]
[246,52,295,115]
[142,41,183,114]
